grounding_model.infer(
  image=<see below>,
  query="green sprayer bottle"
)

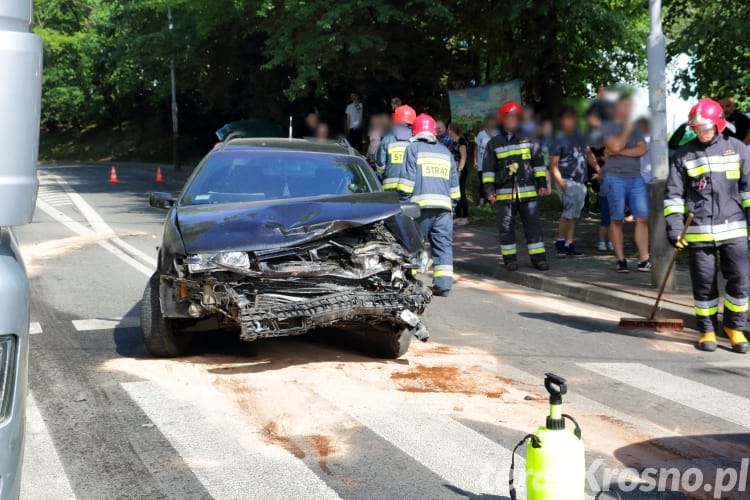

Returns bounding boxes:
[509,373,585,500]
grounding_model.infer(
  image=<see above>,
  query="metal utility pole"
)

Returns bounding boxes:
[647,0,672,289]
[168,7,180,172]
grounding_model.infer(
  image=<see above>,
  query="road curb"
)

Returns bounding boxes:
[454,257,698,330]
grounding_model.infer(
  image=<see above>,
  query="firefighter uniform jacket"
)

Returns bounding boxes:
[481,133,547,202]
[376,133,409,190]
[665,134,750,246]
[397,138,460,210]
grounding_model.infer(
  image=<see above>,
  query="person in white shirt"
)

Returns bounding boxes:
[637,117,652,184]
[345,92,364,152]
[473,113,498,205]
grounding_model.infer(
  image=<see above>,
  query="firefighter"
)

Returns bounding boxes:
[483,101,549,271]
[666,98,750,353]
[376,104,416,189]
[397,113,460,296]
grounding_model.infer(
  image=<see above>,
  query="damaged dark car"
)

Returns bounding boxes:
[142,138,432,359]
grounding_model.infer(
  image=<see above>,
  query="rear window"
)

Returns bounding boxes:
[180,150,379,206]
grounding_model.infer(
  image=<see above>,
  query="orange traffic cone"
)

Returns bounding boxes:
[155,166,164,183]
[109,165,119,184]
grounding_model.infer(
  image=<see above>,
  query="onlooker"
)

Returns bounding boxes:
[435,120,452,148]
[717,96,750,144]
[601,94,650,273]
[587,85,614,123]
[366,113,388,162]
[304,110,320,137]
[390,97,402,112]
[314,123,329,140]
[345,92,364,151]
[590,146,612,252]
[474,114,498,205]
[550,107,594,257]
[447,123,469,225]
[637,117,652,184]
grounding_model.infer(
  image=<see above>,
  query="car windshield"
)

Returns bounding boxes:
[180,150,378,206]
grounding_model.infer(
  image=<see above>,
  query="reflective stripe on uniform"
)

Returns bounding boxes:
[685,220,748,243]
[724,294,749,313]
[533,166,546,179]
[396,178,415,194]
[495,144,532,160]
[663,198,687,216]
[527,242,546,255]
[450,186,461,200]
[382,177,399,190]
[742,192,750,209]
[501,244,517,256]
[411,194,452,210]
[694,298,720,317]
[482,172,496,184]
[496,186,537,201]
[433,264,453,278]
[684,154,741,178]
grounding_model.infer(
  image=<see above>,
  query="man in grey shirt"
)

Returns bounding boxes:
[601,94,649,273]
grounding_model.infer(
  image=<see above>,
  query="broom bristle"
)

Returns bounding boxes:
[618,318,684,331]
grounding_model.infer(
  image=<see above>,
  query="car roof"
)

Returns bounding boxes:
[218,137,360,156]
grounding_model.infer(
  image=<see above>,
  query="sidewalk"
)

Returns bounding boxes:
[452,214,702,330]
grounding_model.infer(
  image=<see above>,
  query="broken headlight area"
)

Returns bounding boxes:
[167,222,432,340]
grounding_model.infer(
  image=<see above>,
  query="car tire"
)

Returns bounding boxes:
[369,324,412,359]
[140,272,190,358]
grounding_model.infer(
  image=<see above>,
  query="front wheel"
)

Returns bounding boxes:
[140,272,190,357]
[368,323,412,359]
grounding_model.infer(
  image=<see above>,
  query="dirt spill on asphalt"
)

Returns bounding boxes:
[102,338,702,477]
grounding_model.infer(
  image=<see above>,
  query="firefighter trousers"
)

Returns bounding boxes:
[497,199,546,263]
[418,209,453,291]
[688,238,749,334]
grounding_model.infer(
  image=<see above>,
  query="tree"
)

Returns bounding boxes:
[665,1,750,102]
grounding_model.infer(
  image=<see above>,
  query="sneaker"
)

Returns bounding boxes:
[607,241,614,251]
[566,244,583,257]
[555,240,566,258]
[534,260,549,271]
[616,259,629,273]
[597,241,607,252]
[454,217,469,226]
[587,210,600,217]
[637,260,653,272]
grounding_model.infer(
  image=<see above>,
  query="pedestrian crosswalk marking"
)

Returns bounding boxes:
[72,317,139,332]
[121,381,341,500]
[579,362,750,430]
[319,390,521,497]
[21,393,77,500]
[29,322,42,335]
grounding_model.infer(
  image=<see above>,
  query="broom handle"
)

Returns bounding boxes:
[649,213,694,320]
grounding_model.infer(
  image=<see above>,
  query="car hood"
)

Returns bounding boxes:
[176,191,403,253]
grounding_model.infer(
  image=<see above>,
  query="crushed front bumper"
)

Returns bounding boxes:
[236,288,431,341]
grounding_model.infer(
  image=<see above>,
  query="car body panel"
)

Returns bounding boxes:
[0,228,30,500]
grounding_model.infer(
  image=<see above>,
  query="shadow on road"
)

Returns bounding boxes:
[517,311,696,348]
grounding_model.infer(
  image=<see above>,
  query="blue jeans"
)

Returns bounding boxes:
[418,209,454,291]
[600,175,649,221]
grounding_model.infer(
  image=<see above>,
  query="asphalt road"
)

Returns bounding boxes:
[14,164,750,500]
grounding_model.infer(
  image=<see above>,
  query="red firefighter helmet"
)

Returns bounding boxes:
[688,98,727,133]
[413,113,436,135]
[497,100,523,122]
[392,105,416,126]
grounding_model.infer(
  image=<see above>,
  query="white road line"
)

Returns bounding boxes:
[579,362,750,429]
[35,199,153,277]
[121,381,340,500]
[21,393,76,500]
[51,175,157,268]
[320,392,521,497]
[28,322,42,335]
[72,318,139,332]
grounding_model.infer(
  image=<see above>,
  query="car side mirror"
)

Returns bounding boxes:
[150,192,177,209]
[400,203,421,219]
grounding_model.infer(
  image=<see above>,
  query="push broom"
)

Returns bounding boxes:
[618,213,693,330]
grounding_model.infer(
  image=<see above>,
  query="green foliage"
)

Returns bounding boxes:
[665,1,750,102]
[35,0,651,143]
